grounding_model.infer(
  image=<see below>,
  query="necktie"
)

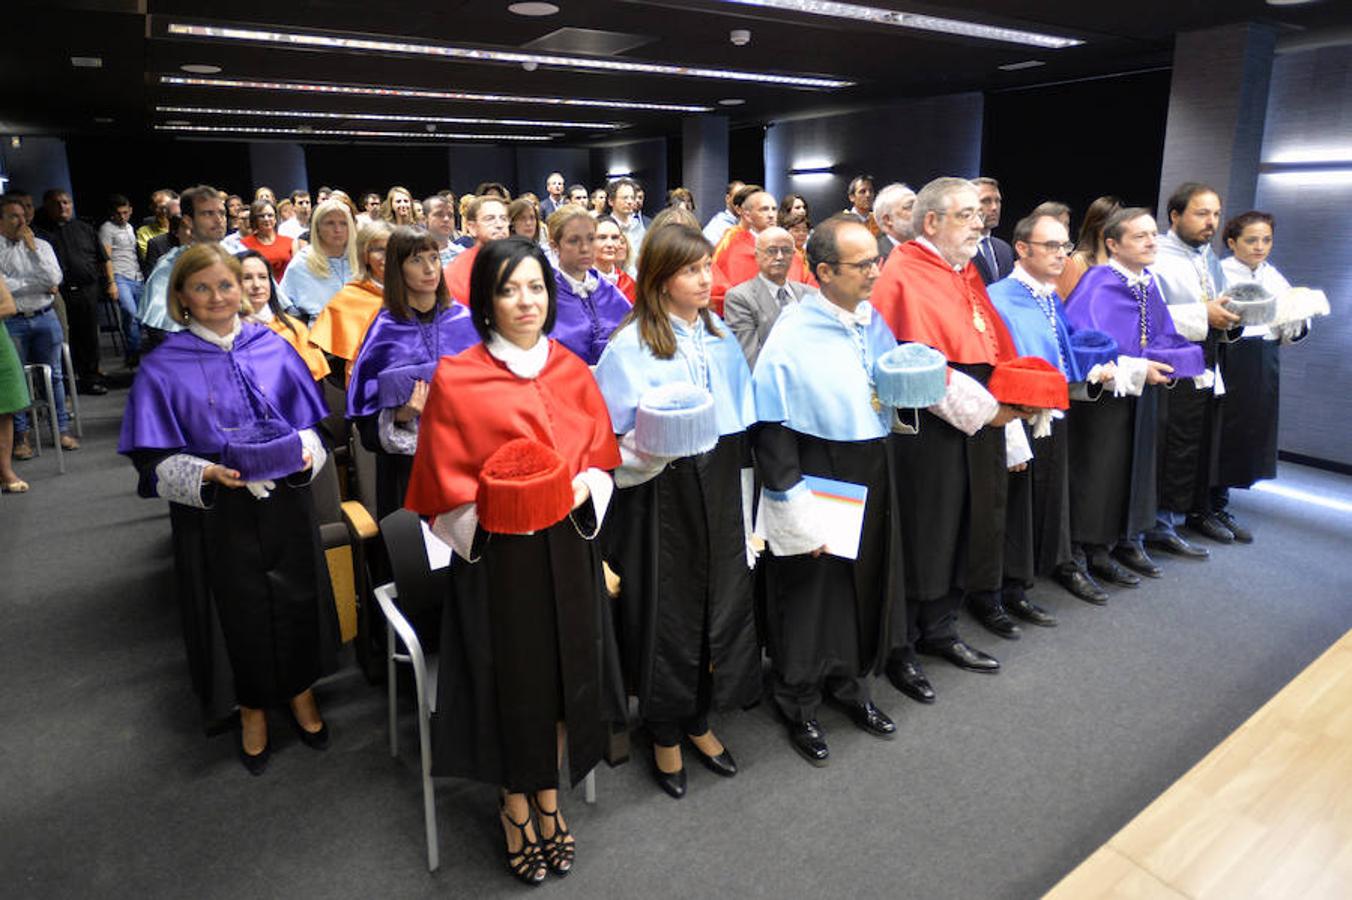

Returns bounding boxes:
[983,238,997,275]
[776,286,790,306]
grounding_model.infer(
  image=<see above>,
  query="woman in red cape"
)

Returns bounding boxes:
[404,237,623,885]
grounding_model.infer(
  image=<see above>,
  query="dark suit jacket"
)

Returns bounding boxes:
[974,235,1015,285]
[878,233,901,264]
[723,277,812,368]
[541,196,568,216]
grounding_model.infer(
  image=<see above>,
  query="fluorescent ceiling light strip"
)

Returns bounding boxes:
[155,123,550,141]
[156,104,620,129]
[712,0,1082,49]
[160,75,713,113]
[167,23,852,88]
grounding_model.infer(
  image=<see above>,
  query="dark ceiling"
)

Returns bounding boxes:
[5,0,1352,146]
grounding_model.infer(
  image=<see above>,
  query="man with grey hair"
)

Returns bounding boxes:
[542,172,567,216]
[871,176,1034,702]
[972,176,1014,285]
[873,182,916,264]
[723,226,812,366]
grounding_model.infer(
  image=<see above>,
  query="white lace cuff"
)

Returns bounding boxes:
[377,408,419,455]
[575,467,613,536]
[1168,303,1209,342]
[298,428,327,482]
[1111,355,1149,397]
[928,369,1000,436]
[432,504,479,562]
[757,481,823,556]
[153,453,213,508]
[614,429,672,489]
[1005,419,1033,467]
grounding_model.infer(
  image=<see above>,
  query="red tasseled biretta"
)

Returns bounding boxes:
[988,356,1070,411]
[475,438,575,535]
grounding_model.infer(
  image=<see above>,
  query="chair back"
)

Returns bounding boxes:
[379,508,451,620]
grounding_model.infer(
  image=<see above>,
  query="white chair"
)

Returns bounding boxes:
[21,363,63,474]
[60,342,81,439]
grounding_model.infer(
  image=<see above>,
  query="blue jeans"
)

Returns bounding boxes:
[5,309,71,436]
[114,275,143,355]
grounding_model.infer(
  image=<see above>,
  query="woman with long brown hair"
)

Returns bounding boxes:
[593,224,759,799]
[1057,195,1121,299]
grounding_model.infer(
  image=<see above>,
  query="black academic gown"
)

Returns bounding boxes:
[1069,386,1162,548]
[1157,332,1230,515]
[1217,338,1281,489]
[753,425,904,722]
[1029,415,1073,574]
[602,433,761,726]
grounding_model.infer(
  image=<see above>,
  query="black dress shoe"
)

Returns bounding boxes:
[916,640,1000,673]
[1004,590,1058,627]
[1054,567,1109,605]
[885,660,936,704]
[239,742,271,776]
[1145,533,1210,559]
[291,714,330,750]
[843,701,896,738]
[1112,544,1162,578]
[78,380,109,396]
[1213,509,1253,544]
[1089,554,1140,587]
[652,761,688,798]
[786,720,830,767]
[1186,514,1234,544]
[965,593,1022,640]
[688,742,738,777]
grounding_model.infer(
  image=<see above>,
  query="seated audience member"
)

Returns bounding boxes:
[567,184,590,207]
[356,192,381,226]
[240,200,295,282]
[841,175,879,236]
[667,187,695,214]
[423,194,461,266]
[280,198,358,323]
[781,211,810,254]
[279,190,311,239]
[589,187,608,218]
[119,243,338,774]
[545,206,631,365]
[237,249,330,381]
[381,187,416,228]
[594,216,636,302]
[872,183,916,264]
[711,187,815,315]
[607,179,646,278]
[703,180,745,246]
[144,214,191,280]
[723,226,812,367]
[778,193,808,223]
[509,197,544,244]
[309,220,392,382]
[137,189,177,267]
[225,194,248,236]
[542,172,567,216]
[347,226,478,518]
[443,195,511,304]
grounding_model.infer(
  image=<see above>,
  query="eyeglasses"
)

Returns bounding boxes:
[938,208,982,224]
[758,246,795,257]
[1028,240,1075,253]
[830,256,881,272]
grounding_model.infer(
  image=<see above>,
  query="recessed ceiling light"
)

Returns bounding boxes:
[155,104,623,129]
[180,63,222,74]
[71,56,103,68]
[155,123,551,141]
[93,116,114,124]
[997,60,1045,71]
[166,23,853,88]
[161,75,715,113]
[718,98,746,105]
[1265,0,1318,6]
[508,2,560,15]
[710,0,1083,49]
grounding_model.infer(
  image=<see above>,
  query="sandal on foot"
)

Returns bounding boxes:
[2,480,29,494]
[500,799,547,886]
[531,796,576,877]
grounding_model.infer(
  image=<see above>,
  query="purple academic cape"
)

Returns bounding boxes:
[550,268,632,366]
[1063,266,1204,376]
[347,304,479,418]
[118,321,328,459]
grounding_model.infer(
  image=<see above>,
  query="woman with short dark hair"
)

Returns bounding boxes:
[406,236,623,884]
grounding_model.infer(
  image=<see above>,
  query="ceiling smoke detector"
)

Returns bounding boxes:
[730,29,751,46]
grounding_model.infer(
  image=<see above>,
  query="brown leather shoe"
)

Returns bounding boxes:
[13,437,34,460]
[59,433,80,451]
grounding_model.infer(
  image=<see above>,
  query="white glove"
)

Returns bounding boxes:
[245,480,277,500]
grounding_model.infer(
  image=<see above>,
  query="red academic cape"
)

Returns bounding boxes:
[443,244,480,306]
[710,227,817,316]
[404,341,622,517]
[870,240,1017,365]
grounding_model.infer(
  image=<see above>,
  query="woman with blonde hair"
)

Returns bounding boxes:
[545,205,630,365]
[593,224,758,798]
[280,198,358,322]
[380,186,415,227]
[309,220,392,382]
[119,242,338,774]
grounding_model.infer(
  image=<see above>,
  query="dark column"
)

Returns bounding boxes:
[682,115,729,228]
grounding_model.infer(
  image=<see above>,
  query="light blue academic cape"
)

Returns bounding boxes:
[279,252,353,319]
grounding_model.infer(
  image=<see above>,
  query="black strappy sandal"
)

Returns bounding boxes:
[531,796,576,877]
[499,797,547,886]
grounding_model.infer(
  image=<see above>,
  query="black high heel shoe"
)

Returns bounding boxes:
[290,712,330,751]
[531,796,576,877]
[239,741,270,776]
[687,734,738,778]
[499,798,547,886]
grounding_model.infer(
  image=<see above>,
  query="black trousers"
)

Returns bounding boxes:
[61,282,101,382]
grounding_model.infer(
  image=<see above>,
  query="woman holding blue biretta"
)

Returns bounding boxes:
[594,224,760,800]
[347,226,478,519]
[118,243,339,775]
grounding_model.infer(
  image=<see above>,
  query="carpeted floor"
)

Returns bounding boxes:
[2,386,1350,899]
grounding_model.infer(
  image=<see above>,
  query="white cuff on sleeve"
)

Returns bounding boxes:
[1111,355,1149,397]
[298,427,327,482]
[377,408,420,455]
[928,369,1000,436]
[757,481,823,557]
[432,503,479,562]
[1005,419,1033,467]
[614,429,672,489]
[153,453,213,508]
[575,467,614,535]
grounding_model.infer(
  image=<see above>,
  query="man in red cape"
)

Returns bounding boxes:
[442,195,510,305]
[710,187,816,315]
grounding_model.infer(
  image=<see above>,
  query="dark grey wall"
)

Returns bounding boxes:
[516,146,592,200]
[683,115,729,227]
[248,142,308,198]
[590,137,668,209]
[1255,45,1352,467]
[0,136,73,198]
[764,94,983,222]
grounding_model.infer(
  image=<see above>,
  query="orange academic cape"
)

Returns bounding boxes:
[403,341,622,517]
[709,227,817,316]
[443,244,480,306]
[869,240,1017,366]
[267,316,331,381]
[307,279,382,383]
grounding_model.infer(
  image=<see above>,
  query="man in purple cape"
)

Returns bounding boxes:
[1062,208,1205,591]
